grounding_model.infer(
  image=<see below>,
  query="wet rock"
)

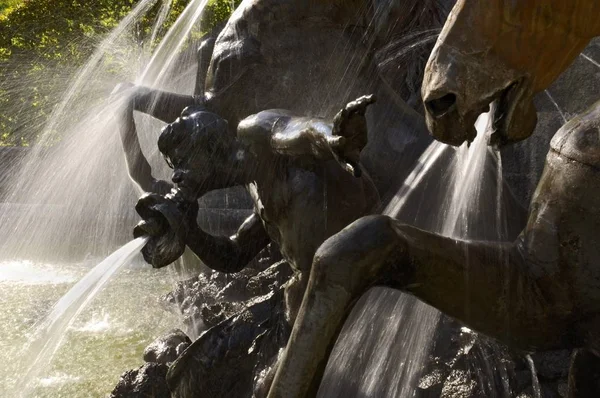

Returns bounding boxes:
[161,276,200,309]
[415,318,567,398]
[161,243,292,340]
[247,260,293,297]
[248,243,283,272]
[130,240,289,398]
[198,301,245,329]
[110,362,170,398]
[417,367,446,397]
[215,269,258,302]
[167,290,290,398]
[143,329,192,364]
[440,369,479,398]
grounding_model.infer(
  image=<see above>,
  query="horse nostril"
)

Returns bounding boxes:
[172,170,183,184]
[425,93,457,118]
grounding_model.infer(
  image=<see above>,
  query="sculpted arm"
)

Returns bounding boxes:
[185,212,270,273]
[113,84,198,193]
[114,32,218,193]
[238,95,375,177]
[237,110,339,160]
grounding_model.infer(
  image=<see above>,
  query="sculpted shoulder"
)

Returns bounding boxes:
[237,109,294,154]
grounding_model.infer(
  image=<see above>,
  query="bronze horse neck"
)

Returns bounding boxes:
[444,0,600,91]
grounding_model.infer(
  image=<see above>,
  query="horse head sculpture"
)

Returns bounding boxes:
[422,0,600,146]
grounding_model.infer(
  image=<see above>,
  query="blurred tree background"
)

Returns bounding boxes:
[0,0,240,146]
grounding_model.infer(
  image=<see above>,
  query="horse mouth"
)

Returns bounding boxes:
[424,78,531,147]
[489,78,526,147]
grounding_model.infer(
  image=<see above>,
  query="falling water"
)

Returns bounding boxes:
[0,0,159,261]
[0,0,210,262]
[15,238,148,398]
[320,111,513,397]
[383,142,452,218]
[526,355,542,398]
[0,0,212,395]
[140,0,209,85]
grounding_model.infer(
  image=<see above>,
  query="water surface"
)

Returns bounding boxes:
[0,255,179,397]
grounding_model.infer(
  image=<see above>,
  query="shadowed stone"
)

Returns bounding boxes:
[110,363,170,398]
[143,329,192,365]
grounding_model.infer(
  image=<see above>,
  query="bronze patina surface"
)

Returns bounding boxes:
[134,97,380,396]
[267,2,600,397]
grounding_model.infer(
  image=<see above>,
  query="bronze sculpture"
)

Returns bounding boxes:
[134,96,380,395]
[114,0,453,197]
[265,1,600,397]
[122,0,586,396]
[422,0,600,147]
[116,1,458,395]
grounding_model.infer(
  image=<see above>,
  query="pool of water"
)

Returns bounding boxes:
[0,255,181,397]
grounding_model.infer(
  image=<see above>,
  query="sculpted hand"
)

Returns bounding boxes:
[329,94,376,177]
[133,189,198,268]
[151,178,174,195]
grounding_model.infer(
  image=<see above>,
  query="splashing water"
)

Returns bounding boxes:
[149,0,175,48]
[141,0,209,85]
[0,0,210,263]
[15,237,148,398]
[0,0,211,395]
[320,111,513,397]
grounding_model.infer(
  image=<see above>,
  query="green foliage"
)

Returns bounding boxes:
[0,0,238,146]
[203,0,241,33]
[0,0,23,20]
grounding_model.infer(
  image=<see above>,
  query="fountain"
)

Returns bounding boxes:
[3,0,600,397]
[0,0,214,395]
[15,237,148,398]
[265,1,600,397]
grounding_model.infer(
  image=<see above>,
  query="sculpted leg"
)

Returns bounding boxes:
[388,225,572,351]
[112,84,197,193]
[267,215,406,398]
[268,216,574,397]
